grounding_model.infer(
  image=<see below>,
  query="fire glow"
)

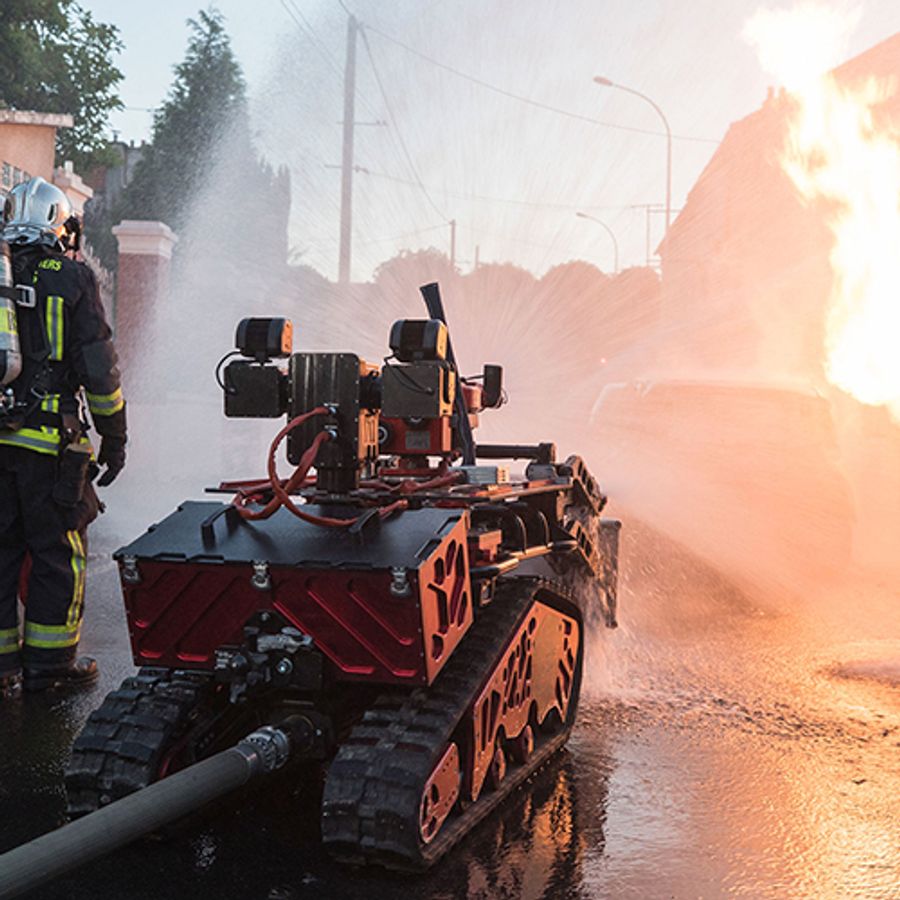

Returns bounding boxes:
[746,2,900,421]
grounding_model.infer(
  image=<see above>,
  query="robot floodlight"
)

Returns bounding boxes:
[388,318,448,362]
[235,317,293,362]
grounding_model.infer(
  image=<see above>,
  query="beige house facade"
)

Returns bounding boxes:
[0,109,93,213]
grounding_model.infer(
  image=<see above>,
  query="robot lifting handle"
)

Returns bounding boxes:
[419,282,476,465]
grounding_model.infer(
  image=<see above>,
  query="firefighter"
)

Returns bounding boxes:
[0,177,126,698]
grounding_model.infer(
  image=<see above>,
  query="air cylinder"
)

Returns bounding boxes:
[0,240,22,387]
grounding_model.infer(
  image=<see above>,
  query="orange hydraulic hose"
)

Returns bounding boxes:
[234,407,458,529]
[234,407,329,521]
[393,471,463,494]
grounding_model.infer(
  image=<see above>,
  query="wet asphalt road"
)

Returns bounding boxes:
[1,514,899,899]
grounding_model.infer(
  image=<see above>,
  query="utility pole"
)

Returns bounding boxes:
[338,15,358,285]
[644,206,652,268]
[630,204,665,267]
[474,244,480,272]
[449,219,457,270]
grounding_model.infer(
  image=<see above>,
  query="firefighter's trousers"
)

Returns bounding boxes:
[0,446,98,672]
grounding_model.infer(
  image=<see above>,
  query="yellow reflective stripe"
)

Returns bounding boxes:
[40,394,60,414]
[86,387,124,416]
[0,426,60,455]
[44,296,53,356]
[0,628,19,654]
[79,434,97,461]
[45,295,64,361]
[0,306,14,335]
[66,530,86,628]
[24,621,81,648]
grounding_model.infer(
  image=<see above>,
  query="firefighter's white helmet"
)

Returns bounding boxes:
[1,177,73,249]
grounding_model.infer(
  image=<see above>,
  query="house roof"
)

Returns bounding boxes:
[660,31,900,258]
[0,110,73,128]
[832,31,900,85]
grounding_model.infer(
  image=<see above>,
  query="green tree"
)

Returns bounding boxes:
[119,8,244,230]
[0,0,123,170]
[97,8,289,271]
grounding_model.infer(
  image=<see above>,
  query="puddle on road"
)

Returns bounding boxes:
[573,535,900,900]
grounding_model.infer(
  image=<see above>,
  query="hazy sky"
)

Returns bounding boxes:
[80,1,900,280]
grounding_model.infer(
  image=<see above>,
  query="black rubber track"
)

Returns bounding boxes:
[321,575,584,870]
[65,668,215,818]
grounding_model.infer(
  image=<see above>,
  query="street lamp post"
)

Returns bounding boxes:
[594,76,672,238]
[575,211,619,274]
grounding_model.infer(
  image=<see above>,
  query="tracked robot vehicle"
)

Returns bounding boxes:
[65,283,620,870]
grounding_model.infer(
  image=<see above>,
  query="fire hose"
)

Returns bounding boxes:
[0,723,297,900]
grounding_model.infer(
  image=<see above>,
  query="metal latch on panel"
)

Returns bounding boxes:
[389,566,411,597]
[251,561,272,591]
[121,555,141,585]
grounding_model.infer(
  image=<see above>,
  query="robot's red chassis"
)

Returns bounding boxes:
[65,285,620,869]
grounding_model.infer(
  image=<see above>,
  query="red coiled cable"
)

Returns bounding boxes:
[234,407,411,528]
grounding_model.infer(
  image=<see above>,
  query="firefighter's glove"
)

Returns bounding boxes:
[95,436,126,487]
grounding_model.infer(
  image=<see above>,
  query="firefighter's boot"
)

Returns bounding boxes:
[24,656,98,693]
[0,669,22,699]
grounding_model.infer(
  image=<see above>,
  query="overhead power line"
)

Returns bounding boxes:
[455,222,576,253]
[358,223,448,245]
[280,0,445,228]
[359,25,450,223]
[349,165,646,213]
[281,0,345,79]
[302,218,569,255]
[302,222,447,246]
[361,23,720,146]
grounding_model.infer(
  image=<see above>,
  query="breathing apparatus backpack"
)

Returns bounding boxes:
[0,240,49,429]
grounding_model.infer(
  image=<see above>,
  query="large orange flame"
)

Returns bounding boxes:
[746,3,900,421]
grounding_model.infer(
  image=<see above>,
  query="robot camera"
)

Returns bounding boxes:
[222,318,293,419]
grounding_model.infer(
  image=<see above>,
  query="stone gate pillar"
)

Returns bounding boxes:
[111,220,177,377]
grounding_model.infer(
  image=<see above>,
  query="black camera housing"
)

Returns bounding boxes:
[287,353,380,492]
[224,361,289,418]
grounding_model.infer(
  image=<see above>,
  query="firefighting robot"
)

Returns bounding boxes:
[0,282,621,892]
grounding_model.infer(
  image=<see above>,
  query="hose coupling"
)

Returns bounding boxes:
[236,725,292,776]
